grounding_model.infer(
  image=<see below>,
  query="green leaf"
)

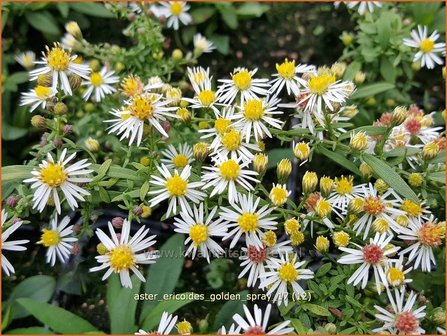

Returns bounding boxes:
[380,57,396,83]
[236,3,269,16]
[140,293,195,331]
[209,34,230,55]
[16,298,99,334]
[220,7,238,29]
[107,274,141,334]
[213,291,248,330]
[25,11,61,35]
[6,72,29,85]
[339,125,387,140]
[427,171,445,184]
[350,82,395,100]
[140,180,150,201]
[2,123,28,140]
[376,13,391,49]
[291,319,307,334]
[343,61,362,81]
[362,154,418,202]
[94,159,112,181]
[316,146,361,176]
[266,148,294,169]
[141,234,185,320]
[345,295,362,308]
[98,187,110,203]
[69,3,113,17]
[5,327,51,334]
[1,165,32,181]
[316,263,332,277]
[383,147,420,157]
[8,275,56,320]
[302,303,331,317]
[190,7,216,24]
[57,2,70,17]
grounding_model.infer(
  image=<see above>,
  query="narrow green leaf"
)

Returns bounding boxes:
[5,327,51,334]
[16,298,99,334]
[2,165,32,181]
[316,263,332,277]
[69,3,113,17]
[213,291,248,330]
[302,303,331,317]
[427,171,445,184]
[98,187,110,203]
[350,82,395,100]
[362,154,418,202]
[339,125,387,140]
[291,319,307,334]
[383,147,420,157]
[316,146,361,176]
[140,180,150,201]
[190,7,216,24]
[25,11,60,35]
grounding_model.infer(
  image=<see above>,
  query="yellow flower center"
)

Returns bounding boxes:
[109,245,135,271]
[237,213,259,232]
[333,231,350,247]
[177,320,192,334]
[243,99,264,121]
[90,72,103,87]
[165,174,187,196]
[221,129,241,151]
[232,70,252,90]
[41,229,61,247]
[172,154,188,168]
[418,222,445,247]
[34,85,52,99]
[420,38,435,53]
[276,59,295,79]
[284,218,300,235]
[400,200,423,217]
[387,267,405,285]
[363,196,385,216]
[198,90,216,106]
[47,46,70,71]
[170,2,183,16]
[315,199,332,218]
[278,262,298,282]
[189,224,208,246]
[130,95,155,120]
[308,73,336,95]
[373,218,389,233]
[262,231,277,247]
[214,118,231,134]
[335,176,353,195]
[270,186,288,206]
[40,163,68,188]
[121,75,143,97]
[219,160,240,180]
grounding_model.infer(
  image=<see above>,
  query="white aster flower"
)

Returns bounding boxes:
[270,59,315,96]
[29,43,90,95]
[193,33,216,54]
[90,218,158,288]
[199,106,235,149]
[220,192,277,249]
[239,240,292,288]
[299,70,353,113]
[82,67,119,102]
[201,157,259,203]
[219,324,242,335]
[232,95,284,143]
[403,25,445,69]
[173,203,227,262]
[1,210,29,276]
[328,176,366,216]
[159,2,192,30]
[161,143,194,170]
[338,232,400,293]
[353,183,405,239]
[24,148,93,214]
[15,51,35,69]
[398,214,444,272]
[217,67,270,105]
[346,1,382,14]
[148,164,206,217]
[374,289,426,334]
[384,256,413,289]
[20,85,56,112]
[38,215,77,266]
[232,304,294,335]
[105,93,178,146]
[259,252,314,306]
[183,69,221,116]
[210,127,260,163]
[136,312,178,334]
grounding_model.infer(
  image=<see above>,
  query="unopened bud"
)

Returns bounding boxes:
[277,159,292,183]
[54,137,63,148]
[320,176,333,197]
[408,173,423,187]
[293,142,310,161]
[65,21,82,39]
[354,71,366,85]
[315,236,330,253]
[350,131,368,151]
[37,74,52,87]
[374,179,388,193]
[172,49,183,61]
[97,243,108,255]
[85,137,100,152]
[69,74,82,91]
[193,142,210,161]
[53,102,68,115]
[6,195,19,208]
[302,171,318,194]
[31,115,47,129]
[112,217,125,229]
[392,106,408,125]
[360,162,373,179]
[422,142,440,160]
[176,107,191,123]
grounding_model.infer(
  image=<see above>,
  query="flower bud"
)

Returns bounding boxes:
[341,31,354,46]
[31,115,47,129]
[350,131,368,151]
[314,198,332,218]
[262,231,277,248]
[373,218,389,233]
[349,197,364,214]
[360,162,373,179]
[176,107,191,123]
[193,142,210,161]
[140,157,150,166]
[37,74,52,87]
[331,62,346,78]
[256,141,265,152]
[332,231,350,247]
[177,320,192,335]
[269,184,289,207]
[172,49,183,61]
[69,74,82,91]
[54,137,63,148]
[315,236,330,253]
[433,310,446,325]
[6,195,19,208]
[284,218,300,235]
[53,102,68,115]
[85,137,100,152]
[97,242,108,255]
[302,171,318,194]
[111,217,124,229]
[422,142,440,160]
[141,205,152,218]
[325,323,337,334]
[411,62,421,71]
[290,231,305,246]
[133,206,143,216]
[392,106,408,125]
[340,105,358,119]
[277,159,292,183]
[320,176,333,197]
[408,173,423,187]
[354,71,366,85]
[374,179,388,193]
[63,124,73,135]
[115,62,125,73]
[293,142,310,161]
[65,21,82,39]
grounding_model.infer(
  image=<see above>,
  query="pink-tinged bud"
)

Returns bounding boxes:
[162,120,170,134]
[54,138,63,148]
[112,217,125,229]
[72,224,81,234]
[71,243,81,256]
[133,206,143,216]
[6,195,19,208]
[40,133,49,146]
[159,15,166,24]
[63,124,73,134]
[12,218,22,224]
